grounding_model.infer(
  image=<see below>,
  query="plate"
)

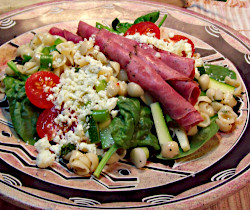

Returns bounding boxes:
[0,0,249,209]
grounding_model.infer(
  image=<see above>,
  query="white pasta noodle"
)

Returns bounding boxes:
[198,102,215,117]
[222,92,237,107]
[211,101,224,113]
[218,105,237,125]
[127,82,144,97]
[198,74,210,91]
[194,68,200,80]
[79,40,94,56]
[197,96,212,104]
[117,69,128,81]
[110,61,120,77]
[198,112,211,127]
[106,81,119,97]
[73,51,88,67]
[16,44,34,58]
[52,51,67,68]
[39,32,56,46]
[118,81,128,96]
[67,150,92,176]
[30,33,43,50]
[22,61,39,75]
[56,41,76,65]
[225,76,239,87]
[216,105,237,132]
[85,153,99,173]
[206,88,223,101]
[96,52,108,64]
[234,83,243,96]
[216,118,232,132]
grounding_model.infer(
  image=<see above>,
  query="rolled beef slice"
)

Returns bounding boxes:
[79,23,203,130]
[49,27,83,43]
[96,28,200,105]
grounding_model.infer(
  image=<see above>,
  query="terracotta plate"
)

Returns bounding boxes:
[0,0,249,209]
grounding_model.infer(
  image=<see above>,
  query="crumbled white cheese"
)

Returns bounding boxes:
[34,137,51,152]
[78,142,97,154]
[125,32,193,58]
[50,144,62,156]
[36,150,55,168]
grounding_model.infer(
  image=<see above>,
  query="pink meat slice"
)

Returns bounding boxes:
[49,27,64,37]
[49,27,83,43]
[63,30,83,43]
[157,49,195,79]
[77,21,99,39]
[94,28,200,104]
[81,25,203,130]
[127,55,202,130]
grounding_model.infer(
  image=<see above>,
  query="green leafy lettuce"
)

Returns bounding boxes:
[3,76,41,145]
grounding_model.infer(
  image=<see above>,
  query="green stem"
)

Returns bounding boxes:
[7,61,28,81]
[93,144,118,178]
[158,14,167,28]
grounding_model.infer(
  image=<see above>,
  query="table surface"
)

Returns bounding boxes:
[0,0,249,209]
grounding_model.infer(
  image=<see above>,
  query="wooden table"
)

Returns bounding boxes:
[0,0,249,209]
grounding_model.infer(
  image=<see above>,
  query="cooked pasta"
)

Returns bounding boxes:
[198,74,210,91]
[222,92,237,107]
[198,102,215,117]
[198,112,210,127]
[22,61,39,75]
[216,105,237,132]
[67,150,92,176]
[56,41,76,65]
[16,44,34,59]
[110,61,120,77]
[127,82,144,97]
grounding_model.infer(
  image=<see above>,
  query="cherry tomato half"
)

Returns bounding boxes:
[25,71,60,109]
[36,106,61,140]
[124,22,160,39]
[169,35,195,57]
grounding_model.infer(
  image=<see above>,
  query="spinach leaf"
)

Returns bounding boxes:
[134,11,160,24]
[112,18,133,34]
[4,76,41,145]
[198,64,236,82]
[157,115,219,160]
[109,97,159,150]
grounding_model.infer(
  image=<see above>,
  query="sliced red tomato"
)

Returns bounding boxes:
[36,106,61,140]
[124,22,160,39]
[169,35,195,57]
[25,71,60,109]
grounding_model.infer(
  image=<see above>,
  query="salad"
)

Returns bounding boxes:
[1,11,242,178]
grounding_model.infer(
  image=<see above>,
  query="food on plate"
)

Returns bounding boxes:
[2,11,242,178]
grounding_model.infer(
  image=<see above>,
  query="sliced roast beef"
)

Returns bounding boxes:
[78,23,203,130]
[49,27,64,37]
[127,55,203,130]
[77,21,99,39]
[157,49,195,79]
[93,28,199,104]
[49,27,83,43]
[63,30,83,43]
